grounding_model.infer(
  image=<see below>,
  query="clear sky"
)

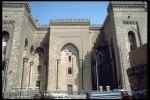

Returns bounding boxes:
[29,1,109,25]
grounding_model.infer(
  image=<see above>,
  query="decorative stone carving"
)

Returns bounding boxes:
[123,20,136,25]
[3,20,15,25]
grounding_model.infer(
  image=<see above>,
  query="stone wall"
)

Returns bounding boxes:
[129,43,147,67]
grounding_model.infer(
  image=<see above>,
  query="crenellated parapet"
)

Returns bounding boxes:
[50,19,90,26]
[90,24,101,30]
[38,24,49,27]
[2,1,31,14]
[36,24,49,31]
[90,24,101,27]
[127,64,147,76]
[107,1,147,13]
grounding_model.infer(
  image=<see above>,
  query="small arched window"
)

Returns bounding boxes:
[68,67,72,74]
[30,45,34,54]
[39,54,41,60]
[24,38,28,50]
[69,56,71,62]
[128,31,137,51]
[2,31,9,53]
[2,31,9,61]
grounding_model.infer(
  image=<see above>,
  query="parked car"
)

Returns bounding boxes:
[113,89,132,99]
[51,93,71,99]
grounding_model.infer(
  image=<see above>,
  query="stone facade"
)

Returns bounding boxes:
[2,1,147,98]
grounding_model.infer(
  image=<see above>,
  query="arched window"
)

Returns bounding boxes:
[68,67,72,74]
[128,31,137,51]
[23,39,28,58]
[30,45,34,54]
[39,54,41,60]
[2,31,9,62]
[69,56,71,62]
[2,31,10,89]
[24,38,28,50]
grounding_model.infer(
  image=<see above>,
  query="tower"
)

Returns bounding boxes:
[103,1,147,93]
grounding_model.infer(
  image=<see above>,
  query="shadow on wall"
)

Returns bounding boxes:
[74,50,91,93]
[83,51,91,92]
[35,27,50,91]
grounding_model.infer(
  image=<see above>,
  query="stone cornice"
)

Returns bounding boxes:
[50,19,90,26]
[112,4,145,9]
[108,1,146,13]
[2,1,31,14]
[110,1,145,5]
[89,24,101,30]
[2,20,15,25]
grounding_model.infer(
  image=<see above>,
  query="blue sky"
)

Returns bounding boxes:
[29,1,109,25]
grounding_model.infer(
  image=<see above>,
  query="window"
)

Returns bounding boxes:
[69,56,71,62]
[37,65,41,73]
[24,39,28,49]
[3,46,7,54]
[2,32,9,61]
[68,67,72,74]
[128,31,137,51]
[39,54,41,60]
[2,46,7,61]
[67,85,73,95]
[36,80,40,88]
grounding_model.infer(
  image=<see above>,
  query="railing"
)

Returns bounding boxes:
[3,90,88,99]
[3,90,134,99]
[3,90,37,99]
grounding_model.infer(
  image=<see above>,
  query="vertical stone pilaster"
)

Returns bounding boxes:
[28,61,33,88]
[79,59,83,90]
[21,57,28,89]
[56,59,60,90]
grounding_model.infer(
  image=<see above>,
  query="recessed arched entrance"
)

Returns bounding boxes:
[56,43,82,94]
[34,47,46,90]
